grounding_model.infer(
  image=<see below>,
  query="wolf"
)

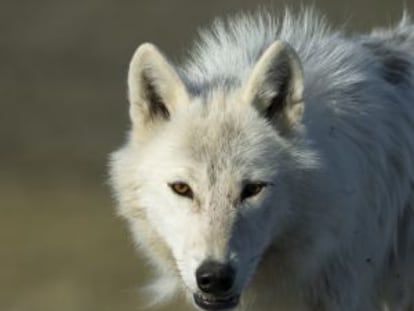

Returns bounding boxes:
[109,10,414,311]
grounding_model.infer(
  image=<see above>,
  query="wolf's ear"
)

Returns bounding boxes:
[243,41,304,133]
[128,43,189,139]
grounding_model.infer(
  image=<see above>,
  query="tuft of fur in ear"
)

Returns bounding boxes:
[243,41,304,134]
[128,43,189,140]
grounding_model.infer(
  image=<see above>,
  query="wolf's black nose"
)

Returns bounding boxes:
[196,261,235,295]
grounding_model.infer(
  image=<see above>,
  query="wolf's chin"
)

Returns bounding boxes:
[193,292,240,311]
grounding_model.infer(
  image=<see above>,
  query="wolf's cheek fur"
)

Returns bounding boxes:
[141,193,201,290]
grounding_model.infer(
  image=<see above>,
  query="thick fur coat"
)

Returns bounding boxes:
[109,10,414,311]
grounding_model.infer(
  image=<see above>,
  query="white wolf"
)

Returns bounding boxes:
[109,10,414,311]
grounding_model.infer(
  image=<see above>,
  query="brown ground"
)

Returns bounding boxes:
[1,0,412,310]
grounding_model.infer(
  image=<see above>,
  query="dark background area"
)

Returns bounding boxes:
[1,1,413,310]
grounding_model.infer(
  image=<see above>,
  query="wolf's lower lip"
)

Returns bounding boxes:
[193,293,239,310]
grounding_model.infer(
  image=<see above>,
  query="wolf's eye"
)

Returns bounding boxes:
[241,182,267,201]
[169,182,193,199]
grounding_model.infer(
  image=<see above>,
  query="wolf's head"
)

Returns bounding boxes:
[110,41,317,310]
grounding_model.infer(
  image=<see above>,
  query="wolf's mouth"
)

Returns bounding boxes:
[193,293,240,310]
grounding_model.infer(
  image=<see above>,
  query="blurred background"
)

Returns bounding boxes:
[1,0,413,310]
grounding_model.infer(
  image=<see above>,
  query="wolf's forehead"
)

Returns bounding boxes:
[185,122,249,185]
[187,114,246,159]
[180,103,272,181]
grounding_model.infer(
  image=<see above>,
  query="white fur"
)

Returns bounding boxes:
[109,9,414,311]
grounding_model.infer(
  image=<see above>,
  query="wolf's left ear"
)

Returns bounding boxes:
[243,41,304,133]
[128,43,189,140]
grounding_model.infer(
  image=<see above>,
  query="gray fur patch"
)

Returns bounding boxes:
[363,41,412,85]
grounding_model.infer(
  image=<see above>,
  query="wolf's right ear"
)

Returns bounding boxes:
[243,41,304,134]
[128,43,189,139]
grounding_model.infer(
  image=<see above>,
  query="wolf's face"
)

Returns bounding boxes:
[110,42,314,310]
[131,93,294,309]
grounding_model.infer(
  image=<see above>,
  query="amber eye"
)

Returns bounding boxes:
[241,182,267,201]
[169,182,193,199]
